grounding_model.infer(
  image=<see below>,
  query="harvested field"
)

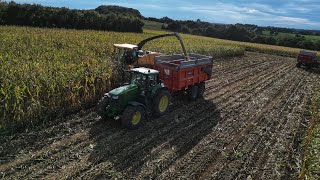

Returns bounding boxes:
[1,52,319,179]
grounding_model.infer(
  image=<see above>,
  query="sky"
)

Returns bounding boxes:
[10,0,320,30]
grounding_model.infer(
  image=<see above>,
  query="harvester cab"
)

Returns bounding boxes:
[112,33,188,69]
[113,43,139,69]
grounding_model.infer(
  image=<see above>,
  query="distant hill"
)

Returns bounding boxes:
[95,5,143,18]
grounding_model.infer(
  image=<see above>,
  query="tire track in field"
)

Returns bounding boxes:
[124,60,295,178]
[1,53,274,178]
[213,55,270,74]
[195,68,303,179]
[159,61,298,179]
[211,70,308,179]
[49,55,290,179]
[75,57,290,178]
[1,52,318,179]
[18,53,296,179]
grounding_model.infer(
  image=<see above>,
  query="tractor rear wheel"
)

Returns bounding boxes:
[197,83,205,98]
[188,85,198,101]
[121,105,145,129]
[153,89,171,117]
[96,96,109,120]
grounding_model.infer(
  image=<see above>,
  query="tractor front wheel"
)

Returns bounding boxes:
[306,64,312,69]
[121,105,145,129]
[153,89,171,117]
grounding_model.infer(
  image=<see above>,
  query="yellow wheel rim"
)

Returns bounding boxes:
[131,111,141,125]
[159,95,169,113]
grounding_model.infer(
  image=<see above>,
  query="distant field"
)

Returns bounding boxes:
[143,20,167,31]
[0,26,319,131]
[263,30,320,41]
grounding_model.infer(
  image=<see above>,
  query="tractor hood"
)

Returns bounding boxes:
[108,84,138,97]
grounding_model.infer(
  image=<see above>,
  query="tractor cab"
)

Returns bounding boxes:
[129,67,159,92]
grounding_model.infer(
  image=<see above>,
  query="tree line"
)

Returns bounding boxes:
[156,18,320,51]
[0,2,144,32]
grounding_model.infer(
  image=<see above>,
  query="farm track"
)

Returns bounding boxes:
[1,52,319,179]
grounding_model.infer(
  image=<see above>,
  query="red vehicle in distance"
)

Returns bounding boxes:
[296,50,319,69]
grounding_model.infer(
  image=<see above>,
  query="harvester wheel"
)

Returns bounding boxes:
[153,89,171,117]
[296,62,301,68]
[197,83,205,98]
[188,85,198,101]
[121,105,145,129]
[96,96,109,120]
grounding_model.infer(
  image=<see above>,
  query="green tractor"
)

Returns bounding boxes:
[97,67,171,129]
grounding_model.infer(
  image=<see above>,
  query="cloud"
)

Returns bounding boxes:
[278,17,309,23]
[177,2,320,29]
[275,16,320,27]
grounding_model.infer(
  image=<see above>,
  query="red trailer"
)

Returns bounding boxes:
[297,50,318,69]
[154,53,213,100]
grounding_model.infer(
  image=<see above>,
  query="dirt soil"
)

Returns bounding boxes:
[1,52,320,180]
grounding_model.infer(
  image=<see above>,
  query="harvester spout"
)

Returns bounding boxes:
[137,33,188,60]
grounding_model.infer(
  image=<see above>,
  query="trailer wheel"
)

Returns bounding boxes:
[121,105,145,129]
[197,83,205,98]
[188,85,198,101]
[306,64,312,69]
[296,62,301,68]
[153,89,171,117]
[96,96,109,120]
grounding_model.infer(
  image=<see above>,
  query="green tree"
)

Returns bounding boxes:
[297,40,315,50]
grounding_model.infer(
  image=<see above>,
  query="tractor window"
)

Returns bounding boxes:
[148,74,157,87]
[130,72,147,88]
[114,48,125,63]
